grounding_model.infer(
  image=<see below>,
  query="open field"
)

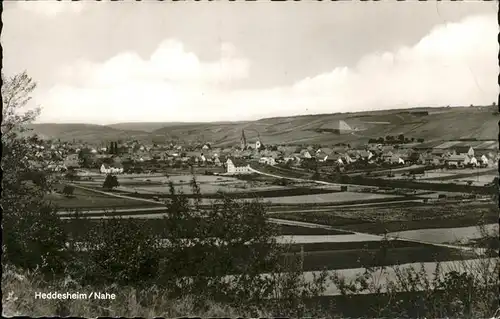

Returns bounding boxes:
[62,215,480,274]
[420,168,496,180]
[293,245,477,272]
[109,186,342,200]
[450,175,497,186]
[45,187,161,209]
[388,223,499,244]
[107,192,410,206]
[124,181,296,194]
[62,218,350,238]
[86,174,238,184]
[260,192,401,205]
[271,202,497,235]
[278,234,382,244]
[77,174,320,196]
[115,183,287,195]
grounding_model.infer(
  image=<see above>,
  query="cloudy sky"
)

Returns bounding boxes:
[3,1,498,124]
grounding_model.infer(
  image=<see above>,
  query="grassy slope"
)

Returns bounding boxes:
[108,121,247,133]
[29,106,498,145]
[151,106,499,146]
[25,123,150,142]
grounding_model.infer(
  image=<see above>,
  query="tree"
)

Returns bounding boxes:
[103,174,119,190]
[2,71,69,274]
[2,71,40,136]
[78,148,93,168]
[62,185,75,197]
[417,138,425,143]
[398,134,405,142]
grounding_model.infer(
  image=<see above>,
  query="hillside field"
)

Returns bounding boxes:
[28,105,498,145]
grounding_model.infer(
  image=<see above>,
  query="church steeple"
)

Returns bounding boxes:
[241,130,247,150]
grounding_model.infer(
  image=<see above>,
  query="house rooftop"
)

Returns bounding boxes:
[227,157,248,167]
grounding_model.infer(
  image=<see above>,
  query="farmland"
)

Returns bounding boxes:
[48,158,498,308]
[271,202,498,235]
[259,192,400,204]
[61,216,483,274]
[45,186,161,210]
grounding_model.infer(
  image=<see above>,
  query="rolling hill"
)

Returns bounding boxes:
[24,123,150,142]
[108,122,207,132]
[28,105,498,146]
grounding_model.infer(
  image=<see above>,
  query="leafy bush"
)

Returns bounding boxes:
[70,217,163,287]
[3,203,70,276]
[62,185,75,197]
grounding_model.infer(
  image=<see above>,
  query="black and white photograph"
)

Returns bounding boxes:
[2,1,499,317]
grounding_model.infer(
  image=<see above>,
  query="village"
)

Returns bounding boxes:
[34,125,497,183]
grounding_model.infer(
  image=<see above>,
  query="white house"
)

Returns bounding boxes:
[300,150,312,159]
[226,158,252,175]
[100,163,124,174]
[367,151,374,160]
[259,157,276,166]
[214,157,223,166]
[480,155,489,166]
[445,154,470,168]
[469,156,478,167]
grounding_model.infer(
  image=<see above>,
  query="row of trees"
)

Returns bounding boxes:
[368,135,425,144]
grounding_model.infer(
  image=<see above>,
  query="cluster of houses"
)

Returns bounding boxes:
[34,136,497,177]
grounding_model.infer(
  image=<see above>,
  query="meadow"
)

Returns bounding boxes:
[118,183,286,195]
[259,192,401,205]
[45,187,160,210]
[271,202,497,235]
[387,223,499,245]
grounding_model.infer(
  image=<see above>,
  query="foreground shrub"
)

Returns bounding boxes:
[68,217,163,287]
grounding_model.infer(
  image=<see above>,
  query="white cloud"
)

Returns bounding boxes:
[39,14,498,124]
[17,1,85,17]
[57,40,249,88]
